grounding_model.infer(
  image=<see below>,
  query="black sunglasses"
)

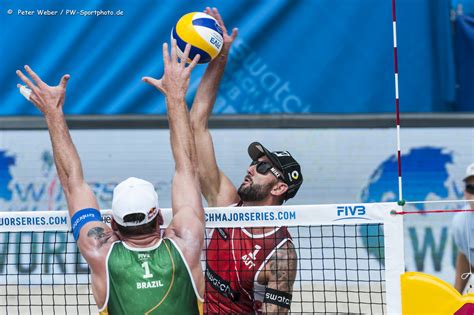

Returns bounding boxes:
[250,160,284,181]
[466,184,474,194]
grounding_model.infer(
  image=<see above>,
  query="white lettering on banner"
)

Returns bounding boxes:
[218,38,311,113]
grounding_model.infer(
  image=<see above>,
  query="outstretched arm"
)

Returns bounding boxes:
[190,7,239,207]
[16,66,114,261]
[262,242,298,314]
[143,42,204,249]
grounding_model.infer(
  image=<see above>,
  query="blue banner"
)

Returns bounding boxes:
[454,14,474,111]
[0,0,456,115]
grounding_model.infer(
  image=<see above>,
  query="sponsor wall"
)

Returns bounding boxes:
[0,127,473,284]
[1,0,456,114]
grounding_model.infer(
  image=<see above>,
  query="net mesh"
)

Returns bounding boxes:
[204,224,386,314]
[0,231,95,315]
[291,224,385,314]
[0,205,399,314]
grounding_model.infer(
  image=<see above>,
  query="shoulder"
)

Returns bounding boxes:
[261,240,297,288]
[276,240,297,260]
[266,240,297,272]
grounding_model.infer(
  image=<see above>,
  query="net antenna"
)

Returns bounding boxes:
[391,0,405,206]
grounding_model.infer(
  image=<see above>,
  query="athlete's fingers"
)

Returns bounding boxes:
[170,39,178,64]
[212,7,226,32]
[16,69,37,92]
[142,76,160,86]
[188,54,200,71]
[28,91,41,106]
[58,74,70,89]
[24,65,47,88]
[17,84,32,101]
[181,44,192,66]
[230,28,238,41]
[142,76,164,93]
[162,42,170,69]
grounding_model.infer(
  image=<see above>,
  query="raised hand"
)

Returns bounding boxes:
[16,65,70,115]
[205,7,238,55]
[142,40,200,100]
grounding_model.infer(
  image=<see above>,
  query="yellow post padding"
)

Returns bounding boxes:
[176,13,218,59]
[401,272,474,314]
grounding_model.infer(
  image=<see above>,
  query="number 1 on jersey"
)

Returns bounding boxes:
[141,261,153,279]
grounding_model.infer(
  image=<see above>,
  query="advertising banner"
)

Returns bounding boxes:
[1,0,455,114]
[0,127,473,284]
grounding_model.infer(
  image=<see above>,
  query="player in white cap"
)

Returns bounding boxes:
[452,163,474,293]
[16,41,205,314]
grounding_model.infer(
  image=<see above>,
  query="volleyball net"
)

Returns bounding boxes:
[0,203,404,314]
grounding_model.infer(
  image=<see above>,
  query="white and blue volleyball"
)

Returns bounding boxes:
[171,12,224,64]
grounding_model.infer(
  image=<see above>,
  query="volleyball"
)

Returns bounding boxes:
[171,12,224,64]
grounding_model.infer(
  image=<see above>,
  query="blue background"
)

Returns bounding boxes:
[0,0,470,115]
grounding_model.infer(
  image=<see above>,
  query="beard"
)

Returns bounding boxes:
[237,182,273,202]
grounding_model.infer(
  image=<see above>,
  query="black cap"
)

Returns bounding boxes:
[248,142,303,200]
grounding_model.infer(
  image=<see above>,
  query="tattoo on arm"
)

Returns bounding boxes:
[263,242,298,314]
[87,227,106,242]
[269,242,297,289]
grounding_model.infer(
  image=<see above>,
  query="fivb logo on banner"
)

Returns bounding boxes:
[0,148,114,281]
[0,149,114,212]
[335,205,368,220]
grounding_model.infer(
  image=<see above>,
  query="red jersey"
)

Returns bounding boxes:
[204,223,292,314]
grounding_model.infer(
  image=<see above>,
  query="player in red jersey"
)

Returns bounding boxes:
[189,8,303,314]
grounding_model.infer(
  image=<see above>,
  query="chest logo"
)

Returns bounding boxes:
[241,245,262,269]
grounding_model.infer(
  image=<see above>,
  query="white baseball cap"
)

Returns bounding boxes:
[111,177,159,227]
[464,163,474,182]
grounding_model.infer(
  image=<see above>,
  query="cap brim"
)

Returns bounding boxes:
[248,142,283,172]
[464,175,474,182]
